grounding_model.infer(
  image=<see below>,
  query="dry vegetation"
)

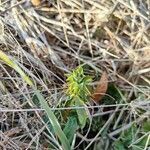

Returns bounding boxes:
[0,0,150,149]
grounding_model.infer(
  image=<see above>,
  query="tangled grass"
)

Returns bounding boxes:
[0,0,150,149]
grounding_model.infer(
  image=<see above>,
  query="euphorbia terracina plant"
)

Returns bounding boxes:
[65,66,92,129]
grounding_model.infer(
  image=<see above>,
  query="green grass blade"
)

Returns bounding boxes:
[35,90,71,150]
[0,50,33,86]
[75,98,88,129]
[63,116,78,144]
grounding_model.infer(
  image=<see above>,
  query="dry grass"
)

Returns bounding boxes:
[0,0,150,149]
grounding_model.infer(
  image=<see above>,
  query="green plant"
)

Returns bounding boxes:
[66,66,92,127]
[66,66,92,101]
[0,51,70,150]
[60,66,93,146]
[113,123,150,150]
[35,90,71,150]
[63,66,92,141]
[113,125,137,150]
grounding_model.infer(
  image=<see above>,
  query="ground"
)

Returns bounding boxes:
[0,0,150,150]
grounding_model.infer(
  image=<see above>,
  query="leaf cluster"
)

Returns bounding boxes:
[66,66,92,101]
[65,66,92,130]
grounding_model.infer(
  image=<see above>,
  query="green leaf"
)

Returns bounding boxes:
[122,125,137,146]
[63,116,79,143]
[143,120,150,132]
[35,90,70,150]
[135,135,150,149]
[66,65,92,100]
[75,98,88,129]
[113,125,138,150]
[113,140,126,150]
[0,50,33,86]
[32,94,40,107]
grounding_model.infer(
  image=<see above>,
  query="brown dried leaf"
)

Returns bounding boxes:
[31,0,41,6]
[92,72,108,103]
